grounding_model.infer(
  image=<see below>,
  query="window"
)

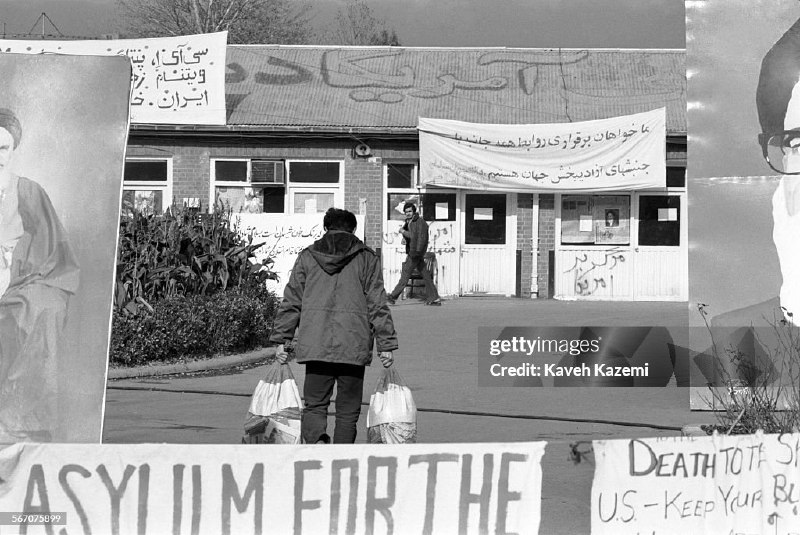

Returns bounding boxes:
[422,192,456,222]
[666,166,686,188]
[287,160,343,214]
[385,163,418,220]
[638,195,680,246]
[465,194,506,244]
[122,158,172,217]
[212,159,285,214]
[561,195,630,245]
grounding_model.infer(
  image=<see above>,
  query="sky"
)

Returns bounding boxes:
[0,0,685,48]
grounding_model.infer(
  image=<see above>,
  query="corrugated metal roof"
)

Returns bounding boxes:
[225,46,685,134]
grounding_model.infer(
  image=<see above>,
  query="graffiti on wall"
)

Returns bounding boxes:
[564,248,627,296]
[381,221,458,294]
[225,48,684,112]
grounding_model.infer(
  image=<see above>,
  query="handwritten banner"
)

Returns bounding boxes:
[0,33,227,125]
[591,432,800,534]
[234,214,365,297]
[419,109,666,191]
[0,441,545,534]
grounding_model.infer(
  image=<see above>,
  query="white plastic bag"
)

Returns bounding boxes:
[366,368,417,444]
[243,362,302,444]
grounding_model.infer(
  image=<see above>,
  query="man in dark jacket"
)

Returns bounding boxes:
[270,208,397,444]
[387,202,441,305]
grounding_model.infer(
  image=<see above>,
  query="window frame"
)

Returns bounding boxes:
[210,157,287,214]
[122,157,173,215]
[384,161,419,221]
[286,159,344,214]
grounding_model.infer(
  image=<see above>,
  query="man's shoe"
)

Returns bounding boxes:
[315,434,331,444]
[425,298,442,306]
[386,296,396,305]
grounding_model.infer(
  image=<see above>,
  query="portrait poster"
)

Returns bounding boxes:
[0,54,131,443]
[593,196,630,245]
[687,1,800,403]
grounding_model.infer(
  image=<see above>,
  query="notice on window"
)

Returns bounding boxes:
[435,202,449,220]
[579,215,593,232]
[658,207,678,221]
[304,198,318,214]
[474,207,493,220]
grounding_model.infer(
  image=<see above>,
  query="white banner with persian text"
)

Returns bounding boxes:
[591,432,800,535]
[0,441,545,535]
[234,214,365,297]
[419,108,665,192]
[0,32,227,125]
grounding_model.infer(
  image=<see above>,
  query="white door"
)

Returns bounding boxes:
[459,192,517,296]
[632,193,688,301]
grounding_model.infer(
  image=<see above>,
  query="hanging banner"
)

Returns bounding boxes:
[419,108,666,191]
[0,32,227,125]
[0,441,545,535]
[591,432,800,534]
[234,214,365,297]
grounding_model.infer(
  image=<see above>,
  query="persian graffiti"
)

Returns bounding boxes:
[478,50,590,95]
[381,221,457,296]
[224,47,683,113]
[564,248,627,296]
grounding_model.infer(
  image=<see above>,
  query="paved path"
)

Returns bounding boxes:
[104,298,708,534]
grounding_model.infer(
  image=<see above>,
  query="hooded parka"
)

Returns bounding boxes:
[269,230,397,365]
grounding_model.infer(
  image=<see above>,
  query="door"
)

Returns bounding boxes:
[632,193,688,301]
[459,192,517,296]
[381,190,460,297]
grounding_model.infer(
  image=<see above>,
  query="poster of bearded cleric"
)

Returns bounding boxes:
[0,53,130,443]
[687,2,800,406]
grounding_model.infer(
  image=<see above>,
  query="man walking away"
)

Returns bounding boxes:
[271,208,397,444]
[387,202,442,306]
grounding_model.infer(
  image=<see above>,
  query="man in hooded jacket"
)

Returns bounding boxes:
[270,207,397,444]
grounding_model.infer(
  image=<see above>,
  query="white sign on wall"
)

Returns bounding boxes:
[419,108,666,192]
[234,213,366,297]
[0,32,227,125]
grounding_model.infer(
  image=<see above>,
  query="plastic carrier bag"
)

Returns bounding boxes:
[366,368,417,444]
[243,362,302,444]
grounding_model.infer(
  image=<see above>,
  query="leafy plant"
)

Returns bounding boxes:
[115,205,276,315]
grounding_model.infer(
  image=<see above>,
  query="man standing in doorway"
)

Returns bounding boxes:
[387,202,442,306]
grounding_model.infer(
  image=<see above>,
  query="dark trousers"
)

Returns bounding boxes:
[389,254,440,301]
[302,361,365,444]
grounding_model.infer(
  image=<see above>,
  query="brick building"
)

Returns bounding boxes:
[125,45,686,300]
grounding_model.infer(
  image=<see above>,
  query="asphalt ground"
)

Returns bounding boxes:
[104,297,709,534]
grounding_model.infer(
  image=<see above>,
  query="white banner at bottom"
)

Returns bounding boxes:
[591,432,800,535]
[0,441,545,534]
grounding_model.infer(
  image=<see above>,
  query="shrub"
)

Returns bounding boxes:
[115,205,276,314]
[110,281,279,367]
[697,303,800,434]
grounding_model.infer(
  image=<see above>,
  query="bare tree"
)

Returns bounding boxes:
[326,0,400,46]
[116,0,314,44]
